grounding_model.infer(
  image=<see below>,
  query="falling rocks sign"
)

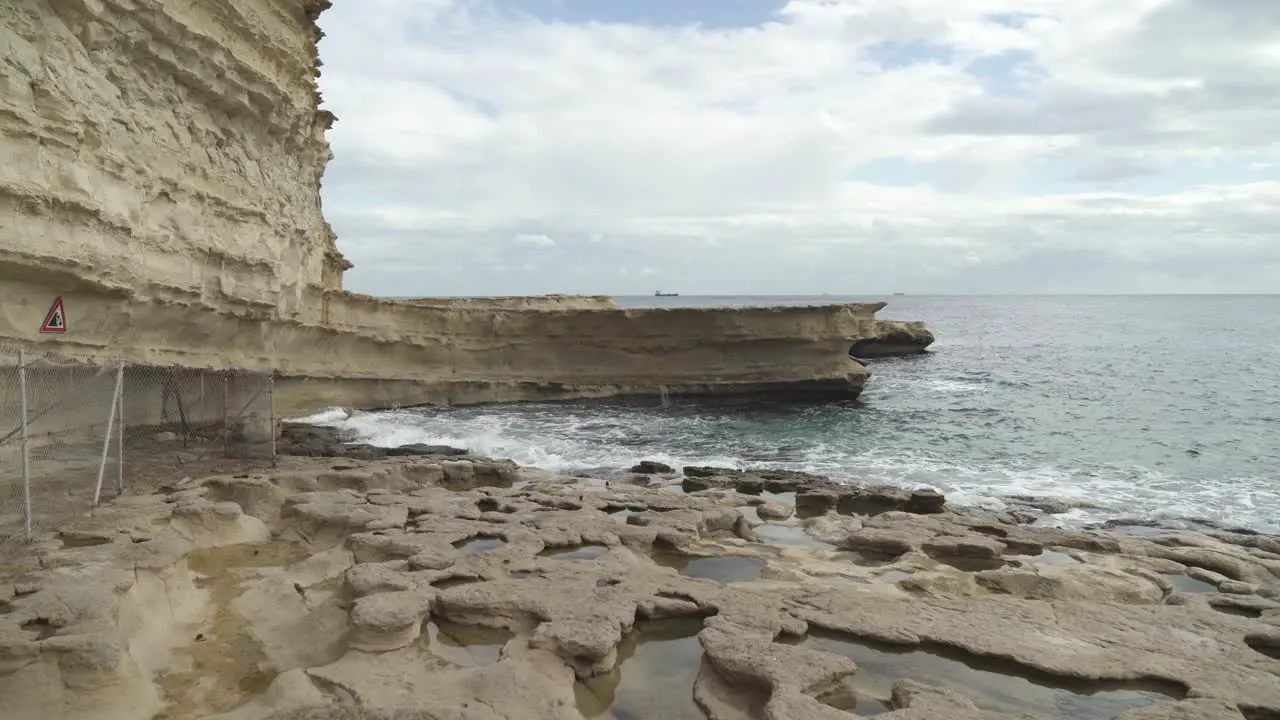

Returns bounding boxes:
[39,297,67,334]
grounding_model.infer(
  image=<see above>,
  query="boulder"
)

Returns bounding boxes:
[906,489,947,514]
[630,461,674,474]
[756,501,794,521]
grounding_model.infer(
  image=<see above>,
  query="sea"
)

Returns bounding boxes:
[296,295,1280,534]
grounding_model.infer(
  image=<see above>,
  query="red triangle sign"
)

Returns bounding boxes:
[40,297,68,334]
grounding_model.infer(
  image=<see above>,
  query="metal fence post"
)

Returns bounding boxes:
[18,348,32,542]
[223,372,230,457]
[93,360,125,507]
[115,360,125,494]
[268,373,277,461]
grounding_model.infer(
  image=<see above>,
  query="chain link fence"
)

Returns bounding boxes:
[0,343,276,545]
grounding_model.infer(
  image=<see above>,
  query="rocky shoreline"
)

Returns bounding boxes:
[1,423,1277,720]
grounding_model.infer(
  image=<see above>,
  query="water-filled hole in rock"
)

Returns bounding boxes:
[574,616,707,720]
[542,544,610,561]
[1161,573,1216,593]
[157,541,311,717]
[813,681,892,716]
[1009,550,1080,566]
[750,522,834,549]
[652,552,765,583]
[454,536,506,555]
[423,618,513,667]
[785,628,1185,719]
[932,555,1006,572]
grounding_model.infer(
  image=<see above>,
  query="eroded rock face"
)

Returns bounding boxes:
[850,320,936,358]
[3,453,1278,720]
[0,0,346,320]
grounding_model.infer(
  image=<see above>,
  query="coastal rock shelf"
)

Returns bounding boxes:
[0,0,934,413]
[1,437,1278,720]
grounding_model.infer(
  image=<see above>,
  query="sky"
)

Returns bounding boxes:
[316,0,1280,296]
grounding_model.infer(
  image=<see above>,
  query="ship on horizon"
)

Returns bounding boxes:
[654,290,679,297]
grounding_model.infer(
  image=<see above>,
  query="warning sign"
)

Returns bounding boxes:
[39,297,67,334]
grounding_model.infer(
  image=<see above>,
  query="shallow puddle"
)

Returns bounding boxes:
[752,491,797,508]
[544,545,610,561]
[157,541,311,717]
[575,617,707,720]
[188,542,312,572]
[751,523,834,549]
[423,618,513,667]
[932,556,1006,572]
[1010,550,1080,566]
[454,536,506,555]
[817,686,892,716]
[1161,573,1216,594]
[652,553,765,583]
[788,629,1184,719]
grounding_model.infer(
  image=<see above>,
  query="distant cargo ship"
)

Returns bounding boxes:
[654,291,679,297]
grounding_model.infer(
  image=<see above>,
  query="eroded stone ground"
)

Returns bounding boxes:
[1,436,1278,720]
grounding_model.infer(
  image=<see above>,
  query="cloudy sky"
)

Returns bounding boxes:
[316,0,1280,296]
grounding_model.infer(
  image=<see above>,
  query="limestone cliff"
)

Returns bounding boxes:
[0,0,346,320]
[0,0,933,413]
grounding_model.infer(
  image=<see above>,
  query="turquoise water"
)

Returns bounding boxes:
[300,295,1280,532]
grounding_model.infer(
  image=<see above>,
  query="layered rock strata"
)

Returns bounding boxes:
[2,435,1277,720]
[0,0,933,413]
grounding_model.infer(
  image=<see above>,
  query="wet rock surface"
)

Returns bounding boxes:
[0,448,1277,720]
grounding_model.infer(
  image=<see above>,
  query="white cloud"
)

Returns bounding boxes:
[317,0,1280,295]
[512,233,557,248]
